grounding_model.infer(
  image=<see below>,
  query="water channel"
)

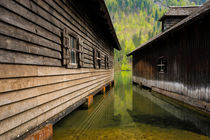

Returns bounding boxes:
[53,71,210,140]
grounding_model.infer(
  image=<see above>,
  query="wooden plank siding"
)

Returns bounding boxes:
[162,17,184,31]
[0,66,114,139]
[0,0,114,67]
[0,0,119,139]
[132,12,210,104]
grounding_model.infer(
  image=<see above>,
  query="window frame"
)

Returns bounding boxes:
[62,28,84,69]
[69,35,77,66]
[67,32,78,69]
[105,55,109,69]
[93,48,101,69]
[157,56,167,73]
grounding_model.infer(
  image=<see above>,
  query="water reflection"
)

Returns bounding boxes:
[130,86,210,136]
[53,71,210,140]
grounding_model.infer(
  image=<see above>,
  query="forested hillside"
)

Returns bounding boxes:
[105,0,207,70]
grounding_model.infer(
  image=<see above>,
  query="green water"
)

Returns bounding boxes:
[53,71,210,140]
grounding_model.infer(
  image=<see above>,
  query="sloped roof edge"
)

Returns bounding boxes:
[159,5,201,21]
[70,0,121,51]
[99,0,121,50]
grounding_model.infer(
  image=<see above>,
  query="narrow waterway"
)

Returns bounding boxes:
[53,71,210,140]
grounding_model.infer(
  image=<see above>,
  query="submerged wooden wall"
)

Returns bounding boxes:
[0,0,115,139]
[132,13,210,103]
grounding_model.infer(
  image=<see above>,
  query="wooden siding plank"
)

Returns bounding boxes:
[0,21,61,51]
[0,6,61,45]
[0,64,112,79]
[0,0,61,36]
[32,0,111,56]
[0,72,111,106]
[0,77,112,136]
[52,0,97,43]
[84,59,94,65]
[14,0,113,64]
[0,35,61,59]
[0,78,113,139]
[55,0,111,54]
[0,0,114,65]
[0,50,61,66]
[15,0,87,48]
[14,0,64,35]
[0,70,110,93]
[0,74,110,121]
[83,63,94,68]
[40,0,88,39]
[83,48,93,56]
[84,54,93,61]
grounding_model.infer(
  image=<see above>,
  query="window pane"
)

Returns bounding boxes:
[71,37,74,48]
[157,57,167,73]
[98,59,100,67]
[69,37,71,47]
[97,51,99,57]
[71,51,76,64]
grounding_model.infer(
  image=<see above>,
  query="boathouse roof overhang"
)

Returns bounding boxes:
[127,1,210,56]
[70,0,121,51]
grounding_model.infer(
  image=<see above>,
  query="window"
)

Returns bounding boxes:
[157,56,167,73]
[93,48,101,69]
[62,28,84,68]
[70,36,77,64]
[105,55,109,69]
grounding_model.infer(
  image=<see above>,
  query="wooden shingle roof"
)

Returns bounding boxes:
[159,6,201,21]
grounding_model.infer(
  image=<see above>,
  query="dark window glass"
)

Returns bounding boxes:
[97,51,100,68]
[71,51,76,64]
[71,37,74,48]
[157,57,167,73]
[69,36,76,64]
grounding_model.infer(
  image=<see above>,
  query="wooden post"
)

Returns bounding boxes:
[83,95,94,109]
[24,124,53,140]
[87,95,93,108]
[109,82,112,87]
[102,86,106,94]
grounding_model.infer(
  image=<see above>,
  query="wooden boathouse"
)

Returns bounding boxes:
[127,1,210,113]
[0,0,121,139]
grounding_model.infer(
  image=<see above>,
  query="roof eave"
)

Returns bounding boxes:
[100,0,121,51]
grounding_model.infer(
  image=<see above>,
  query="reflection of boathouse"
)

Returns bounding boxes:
[127,1,210,113]
[130,86,210,136]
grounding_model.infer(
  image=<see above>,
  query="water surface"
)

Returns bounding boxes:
[53,71,210,140]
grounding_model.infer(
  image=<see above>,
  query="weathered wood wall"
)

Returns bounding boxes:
[162,17,185,31]
[0,0,115,139]
[0,0,114,68]
[133,13,210,103]
[0,65,114,139]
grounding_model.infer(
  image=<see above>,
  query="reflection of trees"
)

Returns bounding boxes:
[113,71,134,125]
